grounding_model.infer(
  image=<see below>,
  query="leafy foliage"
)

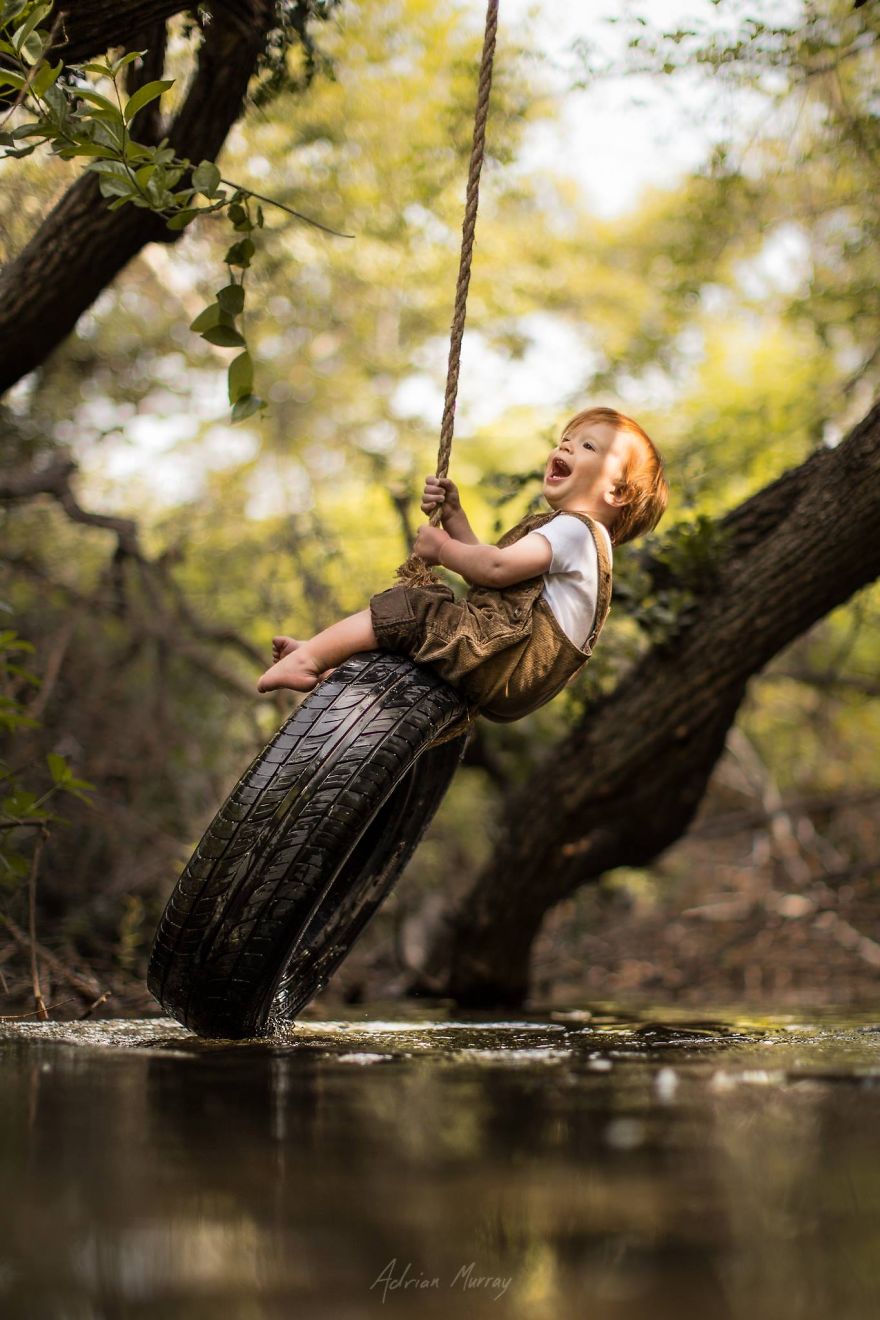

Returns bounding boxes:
[0,0,350,419]
[0,625,94,886]
[613,516,731,647]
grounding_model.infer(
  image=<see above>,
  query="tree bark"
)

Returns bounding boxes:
[3,3,262,67]
[45,1,198,64]
[428,400,880,1006]
[0,1,277,394]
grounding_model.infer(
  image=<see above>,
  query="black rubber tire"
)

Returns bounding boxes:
[147,651,467,1039]
[269,730,465,1024]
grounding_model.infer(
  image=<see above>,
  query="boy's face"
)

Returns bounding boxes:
[543,421,633,516]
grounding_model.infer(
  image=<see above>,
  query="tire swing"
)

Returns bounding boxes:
[147,0,501,1039]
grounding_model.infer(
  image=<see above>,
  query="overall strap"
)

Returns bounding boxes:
[582,515,613,649]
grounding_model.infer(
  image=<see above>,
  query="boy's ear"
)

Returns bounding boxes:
[606,480,633,508]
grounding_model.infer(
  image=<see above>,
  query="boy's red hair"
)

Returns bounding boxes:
[561,406,668,546]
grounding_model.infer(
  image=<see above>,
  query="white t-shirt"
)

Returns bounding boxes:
[524,515,613,650]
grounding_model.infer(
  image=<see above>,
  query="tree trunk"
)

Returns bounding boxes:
[428,400,880,1006]
[0,1,277,394]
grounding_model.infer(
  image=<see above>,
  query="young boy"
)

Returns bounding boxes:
[257,407,668,722]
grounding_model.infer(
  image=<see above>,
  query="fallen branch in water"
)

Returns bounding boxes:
[0,996,79,1021]
[79,991,113,1020]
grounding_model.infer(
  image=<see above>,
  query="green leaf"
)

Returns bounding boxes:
[75,86,124,121]
[32,58,62,96]
[42,82,67,118]
[189,303,227,332]
[122,140,155,163]
[66,141,119,159]
[47,752,71,785]
[166,208,200,231]
[229,202,253,231]
[85,161,134,191]
[216,283,245,316]
[20,28,43,64]
[0,852,29,883]
[0,2,28,28]
[11,2,51,54]
[227,351,253,403]
[192,159,221,196]
[0,69,26,90]
[89,117,124,149]
[64,785,95,806]
[97,173,137,200]
[231,394,262,423]
[201,324,245,348]
[82,62,113,77]
[2,790,39,818]
[11,122,50,139]
[123,78,174,124]
[133,162,156,187]
[86,159,128,176]
[0,628,31,651]
[224,238,255,268]
[4,662,38,684]
[110,50,147,75]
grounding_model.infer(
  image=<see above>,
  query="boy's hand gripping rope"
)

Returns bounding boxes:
[395,0,499,589]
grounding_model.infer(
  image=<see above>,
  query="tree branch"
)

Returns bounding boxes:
[0,454,140,554]
[768,666,880,699]
[44,2,254,65]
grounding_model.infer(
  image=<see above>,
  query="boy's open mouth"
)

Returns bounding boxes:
[547,456,571,481]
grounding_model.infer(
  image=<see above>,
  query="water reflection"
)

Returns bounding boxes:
[1,1003,879,1318]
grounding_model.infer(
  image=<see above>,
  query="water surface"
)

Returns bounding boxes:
[2,1001,879,1318]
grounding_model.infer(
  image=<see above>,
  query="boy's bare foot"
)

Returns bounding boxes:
[257,647,322,693]
[271,635,299,663]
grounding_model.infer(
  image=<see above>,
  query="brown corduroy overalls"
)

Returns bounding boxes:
[369,509,613,724]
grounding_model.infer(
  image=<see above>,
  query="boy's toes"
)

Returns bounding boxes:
[271,635,300,661]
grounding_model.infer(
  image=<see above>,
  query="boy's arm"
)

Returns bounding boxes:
[421,476,480,545]
[441,507,480,545]
[414,526,552,588]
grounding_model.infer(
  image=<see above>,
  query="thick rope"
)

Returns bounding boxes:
[396,0,499,587]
